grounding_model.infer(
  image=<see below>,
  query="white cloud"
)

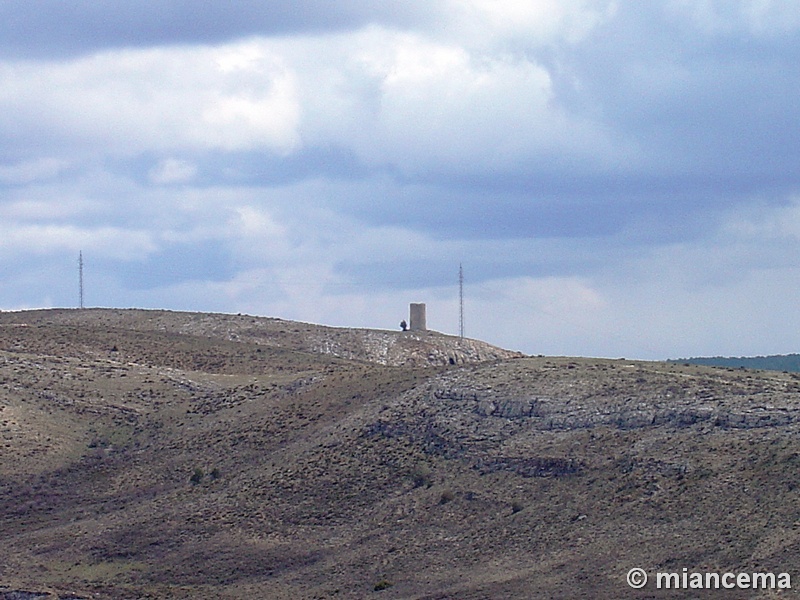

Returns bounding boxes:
[289,27,619,175]
[227,204,298,266]
[721,197,800,242]
[450,0,618,46]
[0,223,156,259]
[0,42,301,155]
[668,0,800,35]
[0,197,93,221]
[0,157,70,184]
[0,15,620,176]
[148,158,198,184]
[368,34,558,171]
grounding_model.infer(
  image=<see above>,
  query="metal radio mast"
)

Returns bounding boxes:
[459,263,464,338]
[78,251,84,309]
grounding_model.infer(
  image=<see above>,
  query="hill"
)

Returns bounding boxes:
[2,309,800,599]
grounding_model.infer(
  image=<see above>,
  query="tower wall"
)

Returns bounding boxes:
[409,303,427,331]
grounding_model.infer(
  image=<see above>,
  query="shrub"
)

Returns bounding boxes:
[411,465,433,488]
[374,579,393,591]
[439,489,454,505]
[190,467,204,484]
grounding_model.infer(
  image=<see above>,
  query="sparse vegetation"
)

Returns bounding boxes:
[189,467,204,484]
[373,579,394,591]
[410,464,433,488]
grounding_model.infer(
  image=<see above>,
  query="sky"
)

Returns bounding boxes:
[2,0,800,360]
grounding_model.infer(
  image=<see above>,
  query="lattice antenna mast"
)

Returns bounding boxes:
[459,263,464,339]
[78,251,84,309]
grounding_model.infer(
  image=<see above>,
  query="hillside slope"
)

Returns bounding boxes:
[1,310,800,599]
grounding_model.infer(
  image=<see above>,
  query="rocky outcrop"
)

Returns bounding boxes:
[424,359,800,432]
[306,329,523,367]
[360,357,800,483]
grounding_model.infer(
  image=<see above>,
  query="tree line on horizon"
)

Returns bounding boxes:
[670,354,800,373]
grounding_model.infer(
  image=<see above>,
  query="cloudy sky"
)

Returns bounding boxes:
[2,0,800,359]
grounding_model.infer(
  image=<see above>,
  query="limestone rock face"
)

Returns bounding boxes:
[305,329,523,367]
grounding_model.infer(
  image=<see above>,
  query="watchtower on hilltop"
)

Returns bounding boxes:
[409,303,427,332]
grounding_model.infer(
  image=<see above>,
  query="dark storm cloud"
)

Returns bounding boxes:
[329,2,800,247]
[121,239,236,290]
[0,0,438,58]
[562,3,800,188]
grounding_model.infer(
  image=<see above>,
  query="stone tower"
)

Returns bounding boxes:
[409,303,427,331]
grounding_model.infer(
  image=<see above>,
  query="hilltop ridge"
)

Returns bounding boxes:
[0,308,523,368]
